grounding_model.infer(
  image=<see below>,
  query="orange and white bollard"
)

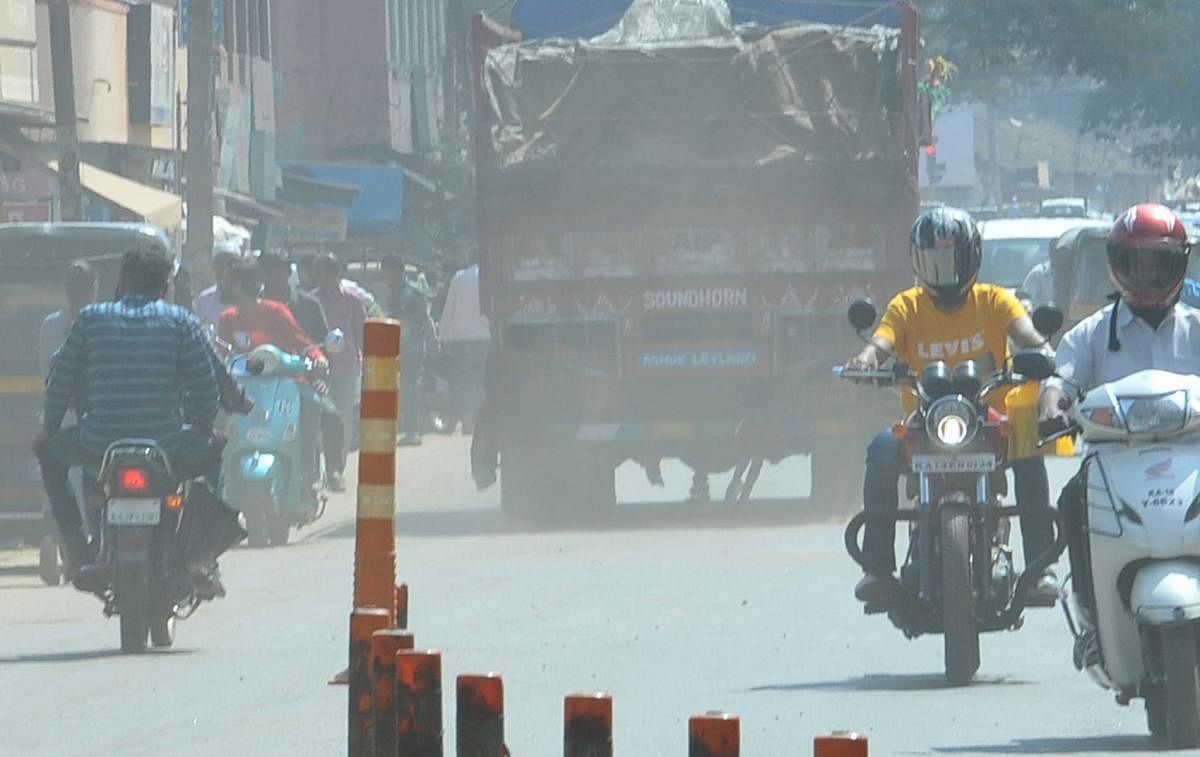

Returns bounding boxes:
[371,629,416,757]
[355,319,402,620]
[689,712,739,757]
[348,607,392,757]
[564,693,613,757]
[397,649,443,756]
[814,731,868,757]
[457,673,505,757]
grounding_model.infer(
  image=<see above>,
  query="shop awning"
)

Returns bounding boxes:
[48,159,183,229]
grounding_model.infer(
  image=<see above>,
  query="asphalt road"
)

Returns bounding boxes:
[0,439,1163,755]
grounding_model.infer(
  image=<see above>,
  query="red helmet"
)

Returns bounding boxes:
[1108,203,1191,308]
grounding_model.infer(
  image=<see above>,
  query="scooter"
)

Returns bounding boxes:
[1043,369,1200,748]
[224,331,344,547]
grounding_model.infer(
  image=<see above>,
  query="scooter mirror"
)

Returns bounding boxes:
[1032,305,1064,338]
[324,329,347,355]
[1012,351,1055,381]
[847,299,878,333]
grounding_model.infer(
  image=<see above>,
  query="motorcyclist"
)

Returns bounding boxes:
[1039,202,1200,666]
[845,206,1058,607]
[218,259,331,492]
[35,247,223,593]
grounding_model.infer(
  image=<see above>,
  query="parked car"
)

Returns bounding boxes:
[977,217,1109,291]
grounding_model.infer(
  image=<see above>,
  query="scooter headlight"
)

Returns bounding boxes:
[926,396,978,448]
[1119,391,1188,435]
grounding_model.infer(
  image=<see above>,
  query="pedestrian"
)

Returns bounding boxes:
[39,260,101,543]
[382,257,437,446]
[312,253,368,455]
[297,248,380,316]
[438,263,491,434]
[194,239,243,332]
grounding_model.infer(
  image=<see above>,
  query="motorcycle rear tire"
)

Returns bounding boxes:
[940,506,980,686]
[116,561,150,655]
[268,516,290,547]
[1161,624,1200,748]
[150,613,175,648]
[234,481,273,549]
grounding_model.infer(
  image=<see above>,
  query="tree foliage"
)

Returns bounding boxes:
[923,0,1200,160]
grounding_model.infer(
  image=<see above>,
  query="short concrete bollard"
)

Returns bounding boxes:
[814,731,869,757]
[456,673,505,757]
[397,649,444,757]
[349,607,393,757]
[688,712,739,757]
[564,693,613,757]
[371,629,416,757]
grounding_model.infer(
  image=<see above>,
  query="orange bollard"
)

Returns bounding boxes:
[689,712,739,757]
[372,629,416,757]
[457,673,504,757]
[397,649,443,756]
[564,693,612,757]
[355,319,402,621]
[349,607,392,757]
[396,582,409,629]
[814,731,868,757]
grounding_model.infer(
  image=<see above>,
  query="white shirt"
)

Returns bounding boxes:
[194,285,225,331]
[1055,301,1200,397]
[439,265,490,343]
[1021,261,1054,307]
[341,278,376,311]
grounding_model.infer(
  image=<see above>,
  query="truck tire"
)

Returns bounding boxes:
[940,505,980,686]
[573,453,616,520]
[809,449,861,517]
[501,442,614,521]
[500,441,550,520]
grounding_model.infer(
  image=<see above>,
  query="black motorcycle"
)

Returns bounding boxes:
[95,439,243,654]
[835,300,1066,685]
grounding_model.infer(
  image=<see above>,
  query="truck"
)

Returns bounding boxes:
[470,0,922,517]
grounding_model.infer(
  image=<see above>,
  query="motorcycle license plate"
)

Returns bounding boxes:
[911,453,997,474]
[106,498,162,526]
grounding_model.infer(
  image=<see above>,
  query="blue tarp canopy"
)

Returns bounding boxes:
[283,163,406,236]
[511,0,899,40]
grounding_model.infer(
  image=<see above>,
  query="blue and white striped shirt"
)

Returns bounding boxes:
[44,295,220,455]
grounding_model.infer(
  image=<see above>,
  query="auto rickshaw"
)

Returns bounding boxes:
[1048,224,1114,332]
[0,223,172,584]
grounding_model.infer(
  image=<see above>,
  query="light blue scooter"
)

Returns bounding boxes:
[224,331,344,547]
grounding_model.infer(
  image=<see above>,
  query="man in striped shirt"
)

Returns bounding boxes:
[35,247,222,589]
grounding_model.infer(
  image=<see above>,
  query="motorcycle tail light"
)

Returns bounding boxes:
[117,466,150,494]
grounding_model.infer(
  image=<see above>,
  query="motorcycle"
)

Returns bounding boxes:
[1041,369,1200,748]
[96,439,239,654]
[836,300,1066,685]
[420,350,458,436]
[223,330,344,548]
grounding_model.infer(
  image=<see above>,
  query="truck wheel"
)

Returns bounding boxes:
[38,534,61,587]
[572,453,616,520]
[500,442,549,520]
[809,449,861,517]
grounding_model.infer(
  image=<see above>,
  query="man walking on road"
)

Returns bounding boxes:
[383,257,437,446]
[438,263,490,434]
[312,253,368,455]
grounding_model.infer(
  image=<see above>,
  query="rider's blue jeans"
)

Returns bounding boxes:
[860,428,1053,576]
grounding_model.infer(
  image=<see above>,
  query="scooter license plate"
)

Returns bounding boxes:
[106,498,162,526]
[911,453,997,474]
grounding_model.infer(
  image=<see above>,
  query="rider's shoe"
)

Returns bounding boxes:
[1028,569,1060,607]
[325,471,347,493]
[191,562,227,600]
[854,573,894,606]
[71,564,108,595]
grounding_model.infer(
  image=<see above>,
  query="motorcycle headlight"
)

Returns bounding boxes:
[926,396,978,448]
[1119,390,1187,435]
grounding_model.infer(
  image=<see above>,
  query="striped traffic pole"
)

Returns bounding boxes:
[356,319,402,619]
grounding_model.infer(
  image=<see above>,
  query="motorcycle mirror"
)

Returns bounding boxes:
[1011,351,1055,381]
[324,329,347,355]
[1032,305,1064,338]
[847,299,878,333]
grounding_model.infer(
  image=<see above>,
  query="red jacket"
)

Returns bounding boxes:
[219,299,324,360]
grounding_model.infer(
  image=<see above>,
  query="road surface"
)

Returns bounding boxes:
[0,439,1160,755]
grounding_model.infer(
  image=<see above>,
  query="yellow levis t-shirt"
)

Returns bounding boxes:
[873,283,1027,414]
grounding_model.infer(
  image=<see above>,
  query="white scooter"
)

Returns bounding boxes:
[1044,369,1200,749]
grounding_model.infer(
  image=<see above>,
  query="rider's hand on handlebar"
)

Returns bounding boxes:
[843,350,879,384]
[1038,384,1072,423]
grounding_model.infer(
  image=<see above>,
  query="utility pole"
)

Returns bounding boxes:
[48,0,82,222]
[185,0,215,292]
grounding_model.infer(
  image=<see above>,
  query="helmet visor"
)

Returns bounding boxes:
[912,245,969,287]
[1110,241,1189,297]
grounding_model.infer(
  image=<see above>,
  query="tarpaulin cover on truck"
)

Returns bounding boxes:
[481,0,907,194]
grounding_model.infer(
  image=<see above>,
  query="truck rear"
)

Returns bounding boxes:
[471,0,921,516]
